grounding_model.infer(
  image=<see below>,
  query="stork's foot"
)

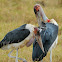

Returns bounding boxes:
[23,59,27,62]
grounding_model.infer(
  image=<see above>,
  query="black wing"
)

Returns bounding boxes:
[1,24,30,46]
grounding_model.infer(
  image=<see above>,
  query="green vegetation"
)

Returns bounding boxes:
[0,0,62,62]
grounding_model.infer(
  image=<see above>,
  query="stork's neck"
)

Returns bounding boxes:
[37,17,42,27]
[40,8,48,21]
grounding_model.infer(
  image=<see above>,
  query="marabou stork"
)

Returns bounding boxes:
[32,4,58,62]
[0,24,44,62]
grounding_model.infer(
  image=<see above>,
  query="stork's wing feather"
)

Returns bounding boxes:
[1,26,30,45]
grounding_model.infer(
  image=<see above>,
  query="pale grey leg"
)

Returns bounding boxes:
[15,48,18,62]
[50,50,52,62]
[8,49,15,58]
[8,49,27,62]
[41,60,43,62]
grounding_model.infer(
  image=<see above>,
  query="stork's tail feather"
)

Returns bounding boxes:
[0,41,3,48]
[0,39,6,48]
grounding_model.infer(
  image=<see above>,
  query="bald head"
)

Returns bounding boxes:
[34,4,48,22]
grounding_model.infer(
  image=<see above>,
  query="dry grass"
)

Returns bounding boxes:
[0,0,62,62]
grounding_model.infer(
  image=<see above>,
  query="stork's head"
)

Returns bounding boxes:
[34,4,50,23]
[34,27,44,53]
[34,4,41,18]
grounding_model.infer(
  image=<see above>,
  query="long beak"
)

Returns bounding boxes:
[35,35,44,53]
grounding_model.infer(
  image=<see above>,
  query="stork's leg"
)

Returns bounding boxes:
[8,49,18,62]
[8,49,27,62]
[8,49,15,58]
[15,48,18,62]
[50,50,52,62]
[41,60,43,62]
